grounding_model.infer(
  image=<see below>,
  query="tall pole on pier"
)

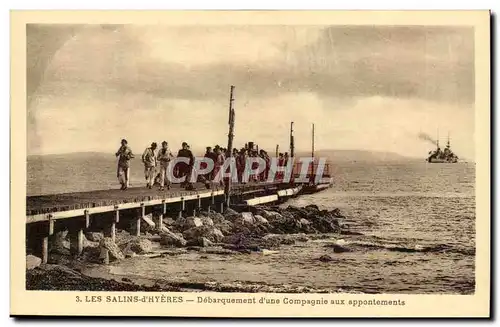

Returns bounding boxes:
[225,85,235,207]
[311,123,315,182]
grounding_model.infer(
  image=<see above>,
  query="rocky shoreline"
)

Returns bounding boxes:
[26,204,350,292]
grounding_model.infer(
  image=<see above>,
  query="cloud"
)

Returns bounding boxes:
[30,25,474,104]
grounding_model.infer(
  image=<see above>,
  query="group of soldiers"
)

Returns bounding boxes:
[114,139,292,191]
[115,139,190,191]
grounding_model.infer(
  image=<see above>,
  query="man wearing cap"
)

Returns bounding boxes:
[142,142,158,189]
[157,141,173,191]
[177,142,195,189]
[115,139,134,190]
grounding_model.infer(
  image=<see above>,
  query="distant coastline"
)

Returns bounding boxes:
[27,149,423,163]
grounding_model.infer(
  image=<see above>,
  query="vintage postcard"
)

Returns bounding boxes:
[10,10,490,317]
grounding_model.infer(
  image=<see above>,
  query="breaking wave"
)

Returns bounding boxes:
[349,240,475,256]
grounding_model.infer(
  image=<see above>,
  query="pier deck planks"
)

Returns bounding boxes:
[26,181,283,216]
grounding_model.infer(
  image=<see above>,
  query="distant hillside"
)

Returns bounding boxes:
[28,151,113,160]
[28,150,416,163]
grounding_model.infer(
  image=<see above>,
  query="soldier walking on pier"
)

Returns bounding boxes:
[177,142,195,190]
[142,142,157,189]
[157,141,173,191]
[115,139,134,190]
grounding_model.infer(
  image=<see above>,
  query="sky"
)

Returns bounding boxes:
[27,24,475,159]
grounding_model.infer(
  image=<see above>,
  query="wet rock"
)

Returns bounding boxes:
[307,216,340,234]
[77,246,102,263]
[159,229,187,247]
[26,255,42,270]
[163,217,176,227]
[159,224,171,234]
[254,215,269,224]
[224,208,239,217]
[299,218,311,226]
[222,233,245,245]
[214,220,233,235]
[258,209,284,222]
[141,213,156,231]
[50,230,71,254]
[305,204,320,211]
[325,240,352,253]
[99,237,125,261]
[187,237,214,247]
[331,244,351,253]
[200,217,214,226]
[331,208,345,218]
[232,213,256,228]
[183,226,225,243]
[319,254,334,262]
[241,212,256,225]
[126,238,153,254]
[83,238,100,249]
[208,212,225,225]
[262,234,296,245]
[85,232,104,242]
[268,216,303,234]
[115,230,131,244]
[176,217,203,231]
[294,233,310,242]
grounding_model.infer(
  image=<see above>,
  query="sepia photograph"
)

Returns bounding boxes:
[10,10,490,317]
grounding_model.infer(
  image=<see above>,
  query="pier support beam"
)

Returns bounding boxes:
[112,208,119,242]
[42,237,48,264]
[41,218,55,264]
[85,210,90,229]
[69,228,84,256]
[158,202,166,233]
[177,198,185,219]
[104,209,118,242]
[136,204,144,237]
[219,202,224,213]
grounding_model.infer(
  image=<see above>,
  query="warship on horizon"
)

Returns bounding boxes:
[427,134,459,163]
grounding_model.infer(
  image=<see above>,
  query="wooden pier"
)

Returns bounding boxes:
[25,179,330,264]
[25,86,334,265]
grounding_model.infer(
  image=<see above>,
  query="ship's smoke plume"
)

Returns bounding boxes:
[418,132,438,146]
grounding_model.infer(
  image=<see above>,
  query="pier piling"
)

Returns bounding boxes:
[41,218,55,263]
[158,202,166,233]
[69,226,84,256]
[84,210,90,229]
[136,205,144,236]
[42,236,48,264]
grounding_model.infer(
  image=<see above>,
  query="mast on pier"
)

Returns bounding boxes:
[225,85,235,207]
[311,123,315,182]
